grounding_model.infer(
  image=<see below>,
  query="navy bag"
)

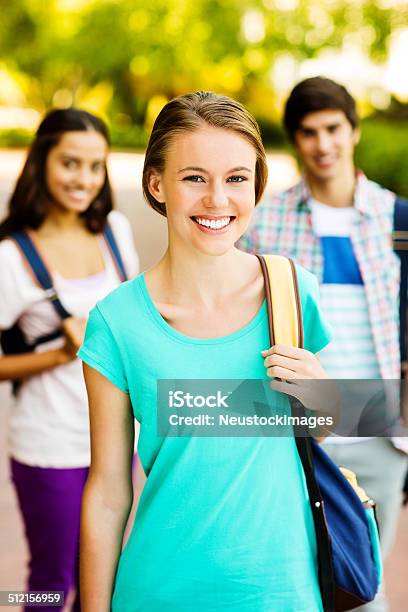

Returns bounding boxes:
[293,412,381,611]
[257,254,381,612]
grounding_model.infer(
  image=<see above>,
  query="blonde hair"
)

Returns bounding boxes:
[142,91,268,216]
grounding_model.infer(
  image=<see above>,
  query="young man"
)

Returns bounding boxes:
[238,76,407,611]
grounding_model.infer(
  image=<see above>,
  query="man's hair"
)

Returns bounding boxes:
[283,76,359,141]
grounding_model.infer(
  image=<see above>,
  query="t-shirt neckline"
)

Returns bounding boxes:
[138,273,267,346]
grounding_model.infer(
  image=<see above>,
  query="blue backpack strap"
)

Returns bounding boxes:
[11,231,71,320]
[393,196,408,364]
[103,223,128,282]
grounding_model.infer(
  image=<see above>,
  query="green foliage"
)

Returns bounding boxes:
[256,119,287,150]
[0,128,33,147]
[109,123,149,150]
[355,120,408,197]
[0,0,406,115]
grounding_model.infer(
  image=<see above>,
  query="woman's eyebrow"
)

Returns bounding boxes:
[60,153,105,162]
[178,165,253,173]
[229,166,253,173]
[178,166,208,173]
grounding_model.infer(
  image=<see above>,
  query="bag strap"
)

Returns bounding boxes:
[393,196,408,366]
[256,253,335,611]
[10,231,71,320]
[257,254,303,347]
[103,223,128,282]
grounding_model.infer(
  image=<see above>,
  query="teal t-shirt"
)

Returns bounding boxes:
[79,263,331,612]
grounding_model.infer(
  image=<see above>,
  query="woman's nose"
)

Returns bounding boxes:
[75,166,94,187]
[204,181,229,208]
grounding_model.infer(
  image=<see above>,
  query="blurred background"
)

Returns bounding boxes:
[0,0,407,609]
[0,0,407,194]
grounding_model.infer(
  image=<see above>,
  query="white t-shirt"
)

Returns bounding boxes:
[309,198,380,444]
[0,211,139,467]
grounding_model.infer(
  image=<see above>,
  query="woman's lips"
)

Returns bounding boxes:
[191,215,236,234]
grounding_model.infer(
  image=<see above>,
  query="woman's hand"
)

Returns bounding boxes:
[61,316,87,360]
[262,344,328,381]
[262,344,340,424]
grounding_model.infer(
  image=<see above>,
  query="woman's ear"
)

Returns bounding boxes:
[147,170,165,204]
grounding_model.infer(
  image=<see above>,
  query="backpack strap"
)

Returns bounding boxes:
[103,223,128,282]
[256,254,303,348]
[393,196,408,366]
[10,231,71,319]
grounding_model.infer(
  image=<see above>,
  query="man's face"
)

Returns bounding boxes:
[293,109,360,182]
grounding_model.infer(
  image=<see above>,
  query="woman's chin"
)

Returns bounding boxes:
[192,238,237,257]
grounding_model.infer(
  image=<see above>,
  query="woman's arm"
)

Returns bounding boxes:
[0,316,86,381]
[0,349,71,381]
[80,363,134,612]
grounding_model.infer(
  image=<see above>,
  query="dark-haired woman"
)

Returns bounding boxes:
[79,92,332,611]
[0,108,139,611]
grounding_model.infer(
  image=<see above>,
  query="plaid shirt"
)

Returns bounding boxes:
[238,173,400,380]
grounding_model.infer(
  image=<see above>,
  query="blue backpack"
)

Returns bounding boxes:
[257,254,382,612]
[0,223,127,391]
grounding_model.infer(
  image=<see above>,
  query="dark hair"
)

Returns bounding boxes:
[283,77,359,141]
[0,108,113,239]
[142,91,268,216]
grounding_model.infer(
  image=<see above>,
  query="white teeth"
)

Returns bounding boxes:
[69,190,87,198]
[195,216,231,229]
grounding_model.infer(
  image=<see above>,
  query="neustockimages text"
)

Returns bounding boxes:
[167,390,334,429]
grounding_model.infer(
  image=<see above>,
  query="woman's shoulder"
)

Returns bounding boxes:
[106,210,140,277]
[262,254,319,300]
[0,237,31,279]
[0,237,20,259]
[94,273,145,321]
[107,209,132,234]
[293,262,319,297]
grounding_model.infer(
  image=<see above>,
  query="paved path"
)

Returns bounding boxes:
[0,150,407,610]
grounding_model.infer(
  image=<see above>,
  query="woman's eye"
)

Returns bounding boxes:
[63,160,77,169]
[92,162,104,173]
[183,175,205,183]
[227,175,247,183]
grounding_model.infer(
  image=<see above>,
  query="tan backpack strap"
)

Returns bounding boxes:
[256,254,304,349]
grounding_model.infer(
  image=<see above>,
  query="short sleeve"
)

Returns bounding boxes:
[78,304,129,393]
[296,264,332,354]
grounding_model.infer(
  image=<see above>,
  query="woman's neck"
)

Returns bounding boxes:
[152,246,256,308]
[37,207,86,236]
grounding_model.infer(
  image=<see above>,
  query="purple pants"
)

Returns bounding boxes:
[10,459,88,612]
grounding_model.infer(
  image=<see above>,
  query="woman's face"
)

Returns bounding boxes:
[148,125,257,256]
[45,130,108,214]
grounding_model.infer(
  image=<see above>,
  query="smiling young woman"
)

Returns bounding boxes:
[0,108,139,611]
[78,92,332,612]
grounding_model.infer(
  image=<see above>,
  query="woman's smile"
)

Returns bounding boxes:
[190,214,236,234]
